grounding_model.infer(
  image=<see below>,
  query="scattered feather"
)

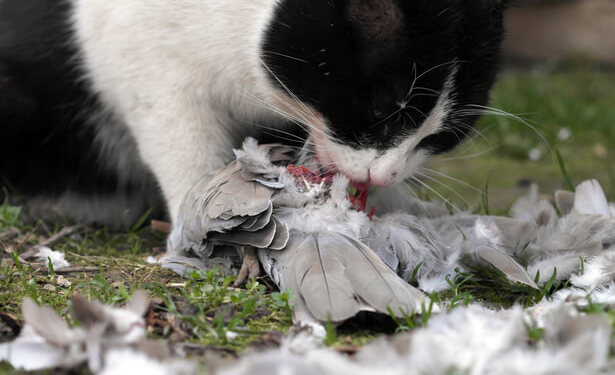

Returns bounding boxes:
[0,291,194,374]
[574,179,611,217]
[217,304,612,375]
[36,246,70,270]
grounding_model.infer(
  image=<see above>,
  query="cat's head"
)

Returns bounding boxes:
[261,0,510,186]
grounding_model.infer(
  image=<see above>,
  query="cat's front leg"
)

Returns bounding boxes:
[126,101,264,280]
[125,101,237,225]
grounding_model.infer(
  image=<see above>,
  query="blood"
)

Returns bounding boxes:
[286,164,333,185]
[286,164,376,218]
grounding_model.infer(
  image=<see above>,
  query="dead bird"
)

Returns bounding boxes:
[165,138,615,330]
[165,138,429,329]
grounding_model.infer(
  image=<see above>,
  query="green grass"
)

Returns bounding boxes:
[2,66,615,371]
[425,65,615,213]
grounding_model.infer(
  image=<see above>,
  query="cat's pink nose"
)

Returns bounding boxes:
[368,169,398,187]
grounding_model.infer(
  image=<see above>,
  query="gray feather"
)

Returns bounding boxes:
[289,234,360,322]
[474,246,538,289]
[209,217,277,248]
[161,255,234,276]
[491,217,538,251]
[261,231,428,323]
[342,235,427,315]
[198,161,273,221]
[236,215,259,231]
[268,217,290,250]
[555,190,575,215]
[209,216,250,233]
[239,204,273,232]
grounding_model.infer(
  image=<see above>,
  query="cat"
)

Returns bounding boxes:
[0,0,509,230]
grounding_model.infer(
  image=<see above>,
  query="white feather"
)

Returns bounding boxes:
[570,251,615,289]
[574,180,611,217]
[510,183,540,221]
[36,247,70,270]
[101,348,196,375]
[216,303,612,375]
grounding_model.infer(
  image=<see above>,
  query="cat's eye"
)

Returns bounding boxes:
[373,103,386,121]
[372,94,396,122]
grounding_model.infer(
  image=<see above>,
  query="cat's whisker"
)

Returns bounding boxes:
[254,70,322,127]
[409,175,461,213]
[250,123,315,147]
[403,180,422,200]
[406,104,428,119]
[242,91,328,147]
[461,104,553,156]
[369,106,406,128]
[414,59,460,82]
[406,92,442,100]
[242,91,308,127]
[444,119,488,144]
[403,62,419,104]
[264,50,310,64]
[438,145,498,161]
[415,171,471,207]
[247,120,307,140]
[404,59,459,102]
[409,86,442,96]
[376,60,458,130]
[261,63,334,141]
[260,132,315,148]
[403,112,418,128]
[420,167,482,193]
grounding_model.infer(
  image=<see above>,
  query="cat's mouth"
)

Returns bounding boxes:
[305,136,373,212]
[348,180,372,214]
[317,163,373,214]
[287,162,374,216]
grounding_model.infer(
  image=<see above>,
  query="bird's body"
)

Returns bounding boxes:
[165,138,615,329]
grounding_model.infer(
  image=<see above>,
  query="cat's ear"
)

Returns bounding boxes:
[345,0,404,45]
[344,0,406,73]
[489,0,518,11]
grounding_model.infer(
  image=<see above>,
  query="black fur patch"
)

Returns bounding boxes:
[0,0,166,225]
[263,0,506,153]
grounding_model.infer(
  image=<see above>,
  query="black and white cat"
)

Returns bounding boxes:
[0,0,509,229]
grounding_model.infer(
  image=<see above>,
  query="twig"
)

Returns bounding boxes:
[151,220,171,234]
[38,225,85,248]
[53,267,101,274]
[166,283,186,288]
[0,228,22,242]
[29,265,102,274]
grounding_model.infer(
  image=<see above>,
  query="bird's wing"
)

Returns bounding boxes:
[203,161,274,219]
[260,231,429,324]
[170,144,290,257]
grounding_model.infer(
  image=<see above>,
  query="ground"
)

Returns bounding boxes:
[1,64,614,374]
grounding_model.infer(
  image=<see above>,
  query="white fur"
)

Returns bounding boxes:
[71,0,292,222]
[70,0,458,229]
[312,69,456,186]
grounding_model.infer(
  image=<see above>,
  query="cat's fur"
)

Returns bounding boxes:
[0,0,508,229]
